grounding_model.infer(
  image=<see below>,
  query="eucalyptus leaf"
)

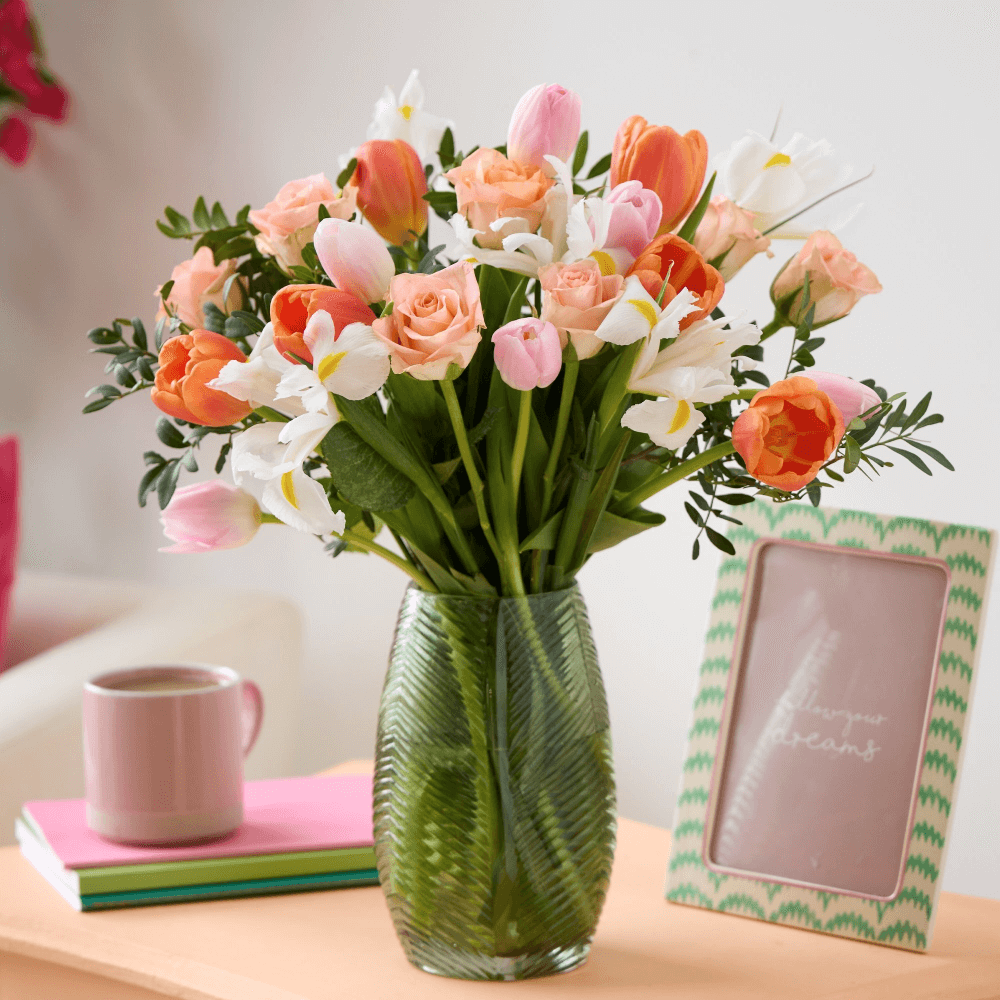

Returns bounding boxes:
[585,152,612,179]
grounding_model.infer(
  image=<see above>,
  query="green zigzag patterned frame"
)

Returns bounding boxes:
[665,500,995,952]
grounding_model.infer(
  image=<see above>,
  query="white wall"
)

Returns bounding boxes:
[2,1,998,899]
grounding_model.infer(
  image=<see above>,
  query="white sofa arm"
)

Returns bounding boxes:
[0,573,302,846]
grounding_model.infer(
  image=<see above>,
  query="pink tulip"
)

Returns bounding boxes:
[602,181,663,258]
[808,372,882,424]
[492,318,562,391]
[314,218,395,305]
[160,481,262,554]
[507,83,581,173]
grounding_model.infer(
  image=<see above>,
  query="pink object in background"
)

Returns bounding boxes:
[82,664,263,846]
[0,436,18,669]
[23,774,375,869]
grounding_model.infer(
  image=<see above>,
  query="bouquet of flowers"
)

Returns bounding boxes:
[83,74,950,598]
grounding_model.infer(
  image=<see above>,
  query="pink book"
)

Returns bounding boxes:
[23,774,374,869]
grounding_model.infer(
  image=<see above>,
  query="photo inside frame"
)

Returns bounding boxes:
[706,540,950,899]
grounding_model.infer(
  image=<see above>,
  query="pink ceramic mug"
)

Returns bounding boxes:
[83,664,263,845]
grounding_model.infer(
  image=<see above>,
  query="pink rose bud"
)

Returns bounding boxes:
[771,231,882,326]
[492,318,563,391]
[507,83,582,173]
[314,217,395,305]
[601,181,663,258]
[160,481,262,554]
[808,372,882,424]
[693,196,772,281]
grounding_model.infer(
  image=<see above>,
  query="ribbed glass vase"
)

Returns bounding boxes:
[373,583,616,981]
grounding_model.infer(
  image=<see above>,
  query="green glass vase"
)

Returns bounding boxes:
[373,583,616,981]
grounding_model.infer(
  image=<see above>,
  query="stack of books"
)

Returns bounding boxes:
[16,774,378,911]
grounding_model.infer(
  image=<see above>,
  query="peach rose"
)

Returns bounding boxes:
[693,196,773,281]
[538,258,625,360]
[156,247,245,329]
[443,148,553,249]
[373,262,484,380]
[771,231,882,326]
[732,376,845,491]
[248,174,357,271]
[151,330,253,427]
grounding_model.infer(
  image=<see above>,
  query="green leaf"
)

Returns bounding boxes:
[432,457,462,484]
[320,422,417,511]
[163,206,190,234]
[844,434,862,473]
[689,490,709,511]
[114,366,137,388]
[585,152,612,179]
[210,202,229,228]
[86,384,121,399]
[192,196,211,230]
[468,405,500,445]
[201,302,227,334]
[183,451,198,473]
[82,397,113,414]
[676,171,717,244]
[438,127,455,168]
[684,502,703,527]
[705,525,736,555]
[156,417,187,449]
[136,357,155,382]
[717,493,755,505]
[692,537,700,560]
[138,465,161,508]
[476,263,511,333]
[806,480,822,507]
[215,441,232,475]
[588,507,665,553]
[572,130,589,176]
[422,189,458,220]
[888,446,933,476]
[903,391,932,431]
[317,202,331,223]
[157,460,181,509]
[336,157,357,190]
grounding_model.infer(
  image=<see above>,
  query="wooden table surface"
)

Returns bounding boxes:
[2,760,999,1000]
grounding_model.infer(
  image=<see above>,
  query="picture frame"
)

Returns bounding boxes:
[666,500,995,951]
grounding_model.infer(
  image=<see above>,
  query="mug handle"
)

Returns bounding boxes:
[240,680,264,756]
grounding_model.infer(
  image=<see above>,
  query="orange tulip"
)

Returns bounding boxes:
[610,116,707,234]
[152,330,252,427]
[270,284,376,365]
[732,376,845,491]
[348,139,428,246]
[627,234,724,330]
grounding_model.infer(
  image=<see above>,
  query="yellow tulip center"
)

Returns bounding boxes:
[628,299,658,330]
[763,152,792,169]
[668,400,691,435]
[589,250,616,276]
[280,471,298,509]
[317,351,347,383]
[398,105,414,121]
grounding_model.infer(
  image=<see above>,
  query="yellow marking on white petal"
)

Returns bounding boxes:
[398,105,414,120]
[317,351,348,383]
[764,152,792,169]
[668,400,692,435]
[280,471,299,509]
[589,250,616,276]
[628,299,658,330]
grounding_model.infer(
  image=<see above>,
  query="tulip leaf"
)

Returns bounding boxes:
[676,171,716,244]
[321,422,417,512]
[438,127,455,170]
[588,507,665,553]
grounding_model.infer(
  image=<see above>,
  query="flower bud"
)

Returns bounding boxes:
[808,372,881,425]
[314,218,394,305]
[692,196,772,281]
[492,318,562,391]
[610,116,707,234]
[507,83,581,173]
[348,139,428,246]
[160,481,261,553]
[771,231,882,327]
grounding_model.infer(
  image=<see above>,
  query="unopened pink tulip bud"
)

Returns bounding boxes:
[602,181,662,257]
[808,372,882,424]
[492,318,562,391]
[314,218,395,305]
[160,481,262,554]
[507,83,581,173]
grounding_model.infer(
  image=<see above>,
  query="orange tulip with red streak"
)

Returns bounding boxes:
[270,285,376,365]
[152,330,252,427]
[627,234,724,330]
[732,376,845,491]
[610,116,707,234]
[348,139,428,247]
